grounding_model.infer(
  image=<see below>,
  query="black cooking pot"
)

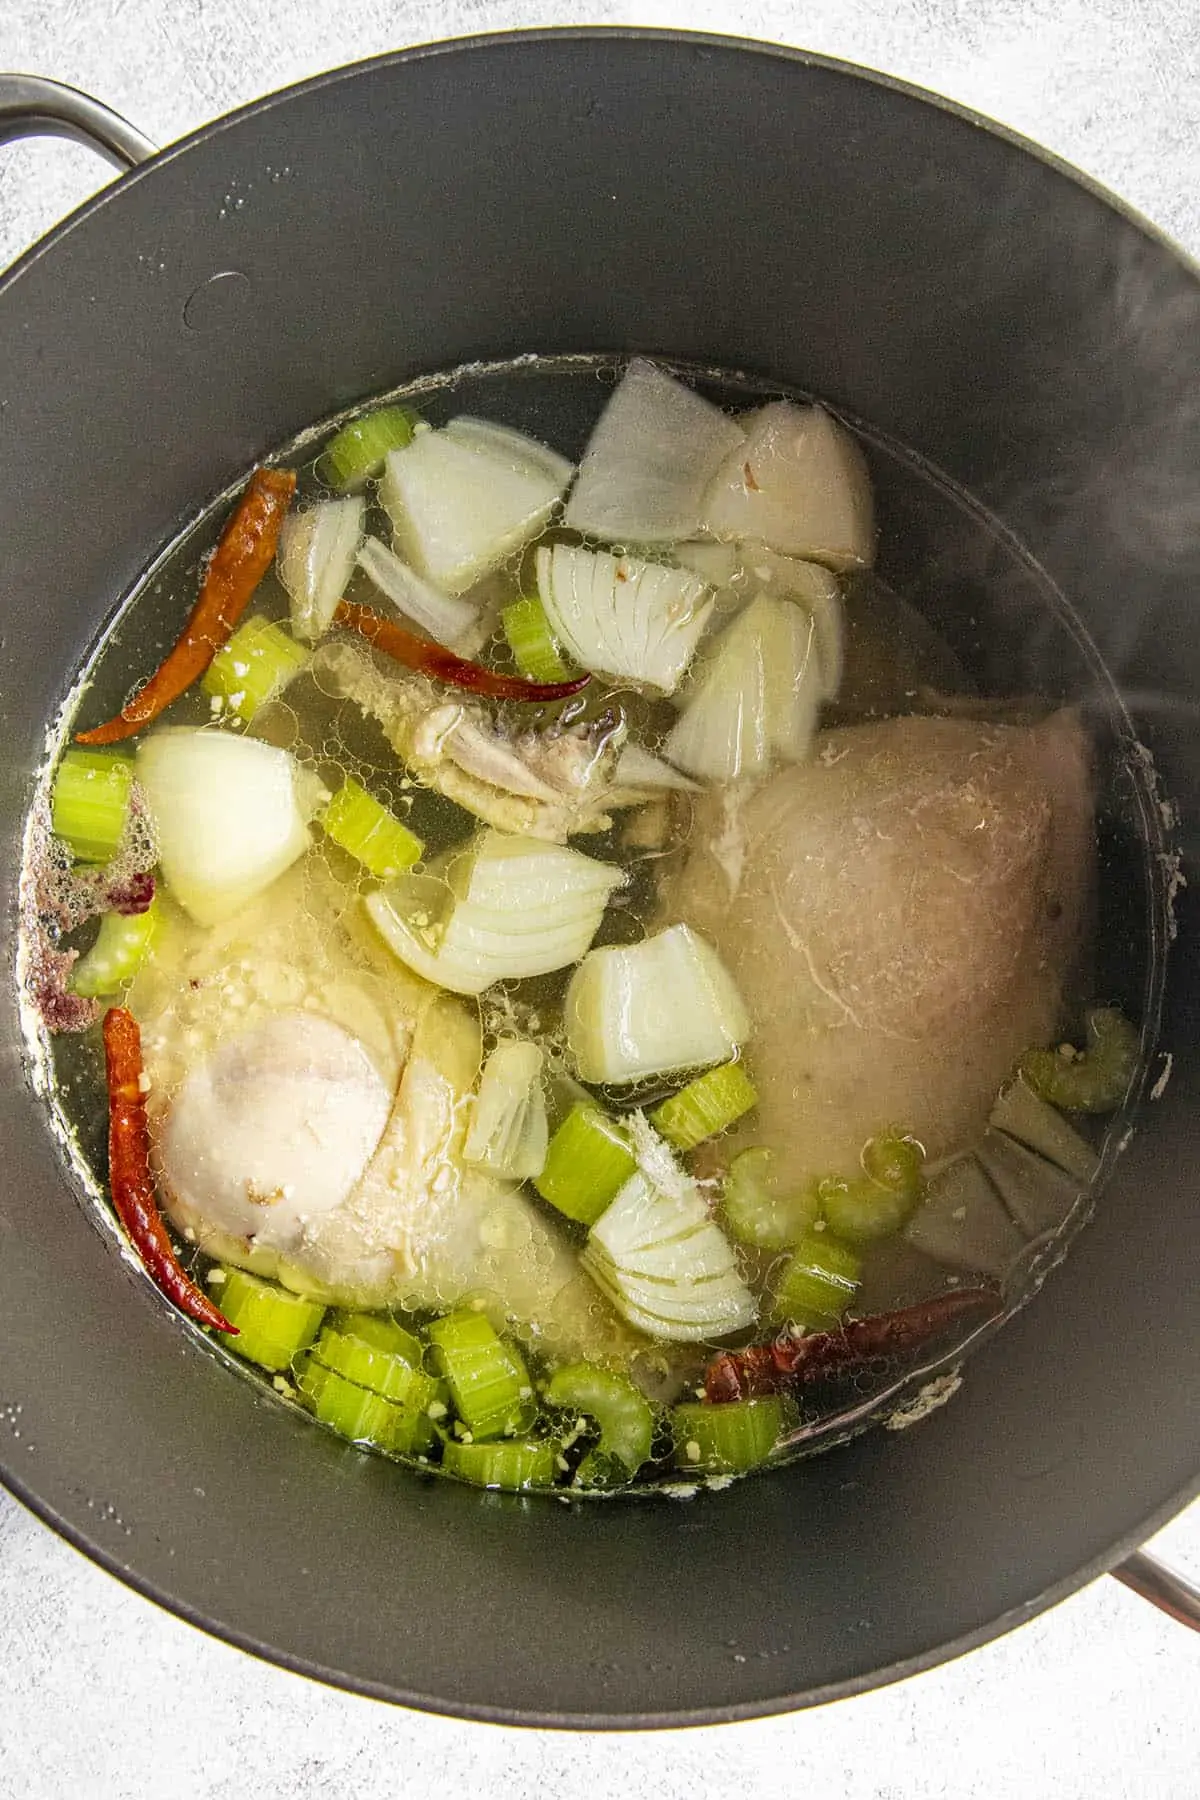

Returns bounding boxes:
[0,33,1198,1725]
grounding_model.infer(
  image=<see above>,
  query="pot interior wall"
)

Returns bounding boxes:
[0,33,1197,1723]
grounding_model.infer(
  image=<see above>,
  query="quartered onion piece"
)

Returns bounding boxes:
[702,401,875,572]
[536,542,714,695]
[563,357,746,543]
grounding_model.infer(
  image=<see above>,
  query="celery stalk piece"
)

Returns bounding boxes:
[320,406,421,490]
[201,615,311,723]
[501,594,573,684]
[328,1312,424,1364]
[442,1436,559,1491]
[297,1359,435,1455]
[216,1268,327,1371]
[768,1233,862,1331]
[974,1128,1085,1238]
[989,1074,1099,1183]
[533,1103,636,1225]
[564,924,749,1084]
[719,1146,820,1251]
[320,778,423,878]
[650,1062,758,1151]
[818,1132,924,1245]
[671,1397,790,1475]
[903,1153,1025,1279]
[1019,1008,1139,1114]
[50,748,134,863]
[463,1039,549,1180]
[426,1310,535,1441]
[69,896,160,998]
[544,1361,654,1483]
[311,1328,438,1410]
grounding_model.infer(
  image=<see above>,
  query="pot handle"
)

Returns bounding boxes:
[0,74,156,170]
[1113,1551,1200,1630]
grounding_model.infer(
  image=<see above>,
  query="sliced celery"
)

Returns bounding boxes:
[651,1062,758,1152]
[201,615,310,723]
[1020,1008,1139,1114]
[297,1359,434,1455]
[989,1075,1098,1184]
[312,1328,438,1411]
[328,1311,424,1365]
[217,1268,327,1371]
[321,778,423,878]
[544,1361,654,1482]
[818,1132,924,1244]
[442,1436,558,1491]
[321,406,421,489]
[769,1232,862,1330]
[51,749,133,863]
[533,1102,637,1226]
[70,897,159,997]
[720,1146,819,1252]
[426,1310,534,1440]
[501,594,573,684]
[671,1397,789,1475]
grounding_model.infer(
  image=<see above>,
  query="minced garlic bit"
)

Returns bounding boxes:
[684,1439,702,1463]
[136,1071,152,1094]
[205,1267,227,1284]
[426,1400,447,1420]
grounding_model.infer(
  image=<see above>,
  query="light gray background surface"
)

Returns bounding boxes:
[2,3,1199,1794]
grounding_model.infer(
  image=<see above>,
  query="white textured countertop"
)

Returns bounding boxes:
[2,2,1200,1793]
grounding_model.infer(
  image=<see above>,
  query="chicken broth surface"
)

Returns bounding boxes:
[21,355,1157,1496]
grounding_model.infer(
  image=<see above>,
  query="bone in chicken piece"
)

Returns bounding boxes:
[155,1011,393,1253]
[664,711,1092,1187]
[310,639,665,843]
[291,995,642,1364]
[140,857,637,1362]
